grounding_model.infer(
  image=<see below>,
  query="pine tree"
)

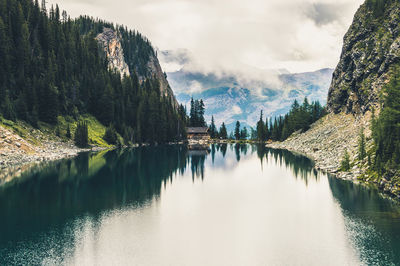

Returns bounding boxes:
[66,123,71,139]
[358,127,366,161]
[219,122,227,139]
[104,124,118,145]
[74,121,89,148]
[341,150,351,171]
[209,115,217,139]
[240,127,248,140]
[235,121,241,140]
[256,110,266,141]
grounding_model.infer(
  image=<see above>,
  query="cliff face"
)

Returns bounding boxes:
[327,1,400,114]
[144,53,178,107]
[96,28,178,107]
[96,28,130,77]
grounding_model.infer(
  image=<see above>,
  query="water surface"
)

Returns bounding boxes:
[0,144,399,265]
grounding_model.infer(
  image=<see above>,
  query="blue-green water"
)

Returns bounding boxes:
[0,144,399,265]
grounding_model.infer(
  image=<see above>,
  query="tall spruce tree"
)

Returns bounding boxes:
[219,122,227,139]
[235,121,241,140]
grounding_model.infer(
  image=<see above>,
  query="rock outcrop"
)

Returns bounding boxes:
[269,0,400,199]
[96,28,130,77]
[327,1,400,114]
[144,53,178,107]
[96,27,178,107]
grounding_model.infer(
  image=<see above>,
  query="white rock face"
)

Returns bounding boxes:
[96,28,130,78]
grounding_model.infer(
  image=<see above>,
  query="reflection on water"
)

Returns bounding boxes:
[0,144,399,265]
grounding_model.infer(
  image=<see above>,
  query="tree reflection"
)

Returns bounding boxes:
[0,145,190,244]
[253,145,319,185]
[235,144,241,162]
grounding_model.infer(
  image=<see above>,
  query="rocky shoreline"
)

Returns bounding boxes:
[0,124,105,184]
[267,113,367,176]
[267,112,400,200]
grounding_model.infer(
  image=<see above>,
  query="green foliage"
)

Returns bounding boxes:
[219,123,228,139]
[0,0,186,145]
[256,110,266,141]
[371,66,400,173]
[358,127,366,161]
[365,0,388,17]
[74,121,89,148]
[234,121,241,140]
[208,116,217,139]
[189,98,206,127]
[259,98,326,142]
[66,123,71,139]
[103,125,118,145]
[240,127,248,140]
[340,150,351,172]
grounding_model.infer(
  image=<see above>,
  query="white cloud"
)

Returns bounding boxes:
[232,106,242,115]
[48,0,363,75]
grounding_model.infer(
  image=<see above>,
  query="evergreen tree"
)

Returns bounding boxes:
[371,66,400,172]
[264,98,325,142]
[340,150,351,171]
[209,115,217,139]
[104,125,118,145]
[240,127,248,140]
[0,1,187,144]
[234,121,241,140]
[256,110,266,141]
[358,127,366,161]
[66,123,71,139]
[219,122,227,139]
[74,121,89,147]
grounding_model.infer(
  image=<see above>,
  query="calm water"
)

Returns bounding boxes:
[0,144,400,265]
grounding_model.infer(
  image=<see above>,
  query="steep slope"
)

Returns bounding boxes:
[0,1,186,153]
[328,0,400,114]
[79,18,179,107]
[270,0,400,198]
[96,28,130,77]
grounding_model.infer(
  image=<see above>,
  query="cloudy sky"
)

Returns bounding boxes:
[48,0,363,74]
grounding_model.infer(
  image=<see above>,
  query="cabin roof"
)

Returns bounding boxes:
[187,127,209,134]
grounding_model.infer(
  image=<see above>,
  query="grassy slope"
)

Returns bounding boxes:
[0,114,114,148]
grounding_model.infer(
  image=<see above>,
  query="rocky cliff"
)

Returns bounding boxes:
[328,0,400,114]
[96,28,178,107]
[96,28,130,77]
[145,53,178,107]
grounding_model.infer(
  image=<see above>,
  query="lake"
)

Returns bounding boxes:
[0,144,400,265]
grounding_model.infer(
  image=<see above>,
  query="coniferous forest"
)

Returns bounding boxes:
[0,0,187,144]
[370,66,400,175]
[255,98,326,142]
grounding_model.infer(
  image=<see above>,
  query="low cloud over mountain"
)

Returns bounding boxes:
[161,49,333,131]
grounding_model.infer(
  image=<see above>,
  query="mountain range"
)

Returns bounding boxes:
[161,50,333,131]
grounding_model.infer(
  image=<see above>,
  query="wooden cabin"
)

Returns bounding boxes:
[187,127,210,142]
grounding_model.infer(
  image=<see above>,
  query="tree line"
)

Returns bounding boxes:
[368,66,400,174]
[254,98,326,142]
[0,0,186,145]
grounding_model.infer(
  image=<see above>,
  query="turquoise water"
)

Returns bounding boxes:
[0,144,399,265]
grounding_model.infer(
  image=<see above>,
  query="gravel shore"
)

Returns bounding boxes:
[0,124,103,183]
[267,113,370,180]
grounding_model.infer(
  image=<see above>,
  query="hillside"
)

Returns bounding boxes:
[270,0,400,199]
[328,0,400,114]
[0,0,186,146]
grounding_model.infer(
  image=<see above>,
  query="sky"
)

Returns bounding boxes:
[48,0,364,75]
